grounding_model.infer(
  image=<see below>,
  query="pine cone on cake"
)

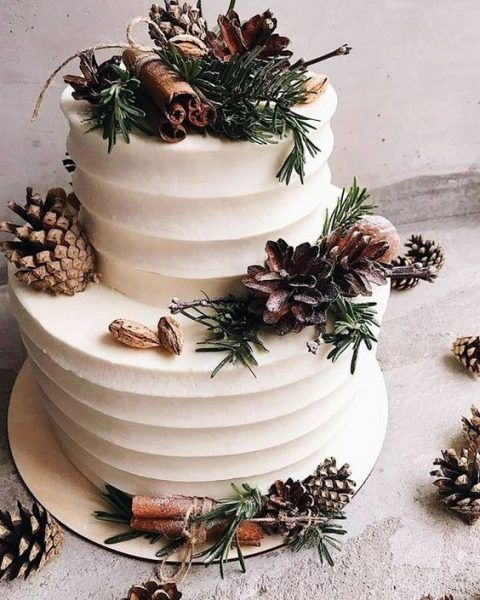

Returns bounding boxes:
[265,479,318,534]
[406,234,445,270]
[206,9,292,61]
[431,448,480,524]
[451,336,480,378]
[389,256,419,290]
[320,226,389,297]
[0,187,98,295]
[122,580,182,600]
[149,1,207,43]
[0,502,63,581]
[63,51,123,102]
[243,239,338,336]
[462,405,480,451]
[303,457,356,513]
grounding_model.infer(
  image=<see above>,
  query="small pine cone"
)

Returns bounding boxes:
[431,448,480,524]
[420,595,455,600]
[303,457,356,513]
[265,478,318,534]
[0,187,99,296]
[406,234,445,270]
[122,580,182,600]
[451,336,480,378]
[0,502,63,581]
[462,405,480,450]
[149,1,207,43]
[390,256,419,290]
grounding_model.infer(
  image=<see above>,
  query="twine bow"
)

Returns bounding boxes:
[155,496,214,586]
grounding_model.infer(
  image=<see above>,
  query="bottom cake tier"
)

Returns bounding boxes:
[8,272,390,498]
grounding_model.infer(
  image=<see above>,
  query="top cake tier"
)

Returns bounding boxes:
[61,83,338,306]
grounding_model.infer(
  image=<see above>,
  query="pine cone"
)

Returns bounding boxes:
[243,239,338,336]
[206,9,292,61]
[321,226,389,297]
[463,405,480,450]
[0,187,98,296]
[406,234,445,270]
[123,580,182,600]
[149,1,207,46]
[303,457,356,513]
[420,595,454,600]
[64,51,123,103]
[451,336,480,378]
[390,256,419,290]
[431,448,480,524]
[265,479,319,534]
[0,502,63,581]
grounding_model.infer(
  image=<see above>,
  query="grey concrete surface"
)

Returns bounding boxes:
[1,173,480,599]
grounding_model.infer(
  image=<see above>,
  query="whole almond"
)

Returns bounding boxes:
[109,319,159,349]
[158,316,184,355]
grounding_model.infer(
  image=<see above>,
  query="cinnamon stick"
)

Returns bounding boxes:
[159,121,187,143]
[132,495,199,519]
[130,517,185,538]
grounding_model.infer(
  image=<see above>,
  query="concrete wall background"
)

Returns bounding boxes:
[0,0,479,216]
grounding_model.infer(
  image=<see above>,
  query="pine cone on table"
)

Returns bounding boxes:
[420,595,454,600]
[303,457,356,513]
[265,478,319,534]
[389,256,419,290]
[243,239,338,336]
[123,581,182,600]
[462,405,480,451]
[206,9,292,61]
[451,336,480,378]
[406,234,445,270]
[0,187,98,296]
[320,226,389,297]
[0,502,63,581]
[431,448,480,524]
[149,1,207,43]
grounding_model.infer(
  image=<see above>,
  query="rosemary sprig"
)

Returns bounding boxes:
[287,514,347,565]
[170,294,267,378]
[159,45,319,184]
[93,485,184,555]
[86,65,147,153]
[322,296,379,374]
[321,177,376,237]
[192,483,263,577]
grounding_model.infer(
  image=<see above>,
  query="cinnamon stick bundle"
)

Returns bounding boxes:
[130,495,264,547]
[123,48,216,142]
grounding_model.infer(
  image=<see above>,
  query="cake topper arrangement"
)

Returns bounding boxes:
[32,0,352,184]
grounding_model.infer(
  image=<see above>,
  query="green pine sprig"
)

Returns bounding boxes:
[171,294,267,378]
[322,296,379,374]
[86,65,148,153]
[192,483,263,577]
[158,44,320,184]
[287,514,347,565]
[321,177,376,237]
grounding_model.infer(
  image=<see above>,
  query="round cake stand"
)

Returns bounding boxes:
[7,360,388,563]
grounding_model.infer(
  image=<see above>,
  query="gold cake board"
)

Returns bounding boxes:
[7,360,388,563]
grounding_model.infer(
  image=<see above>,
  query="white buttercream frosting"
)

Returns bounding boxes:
[8,81,391,498]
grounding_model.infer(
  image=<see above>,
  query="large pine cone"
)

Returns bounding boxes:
[451,336,480,378]
[206,9,291,61]
[64,51,122,103]
[149,1,207,43]
[321,226,388,297]
[0,187,98,296]
[243,239,338,336]
[123,581,182,600]
[0,502,63,581]
[304,457,356,513]
[431,448,480,524]
[265,479,319,534]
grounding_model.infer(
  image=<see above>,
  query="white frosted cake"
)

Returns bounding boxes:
[7,77,390,499]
